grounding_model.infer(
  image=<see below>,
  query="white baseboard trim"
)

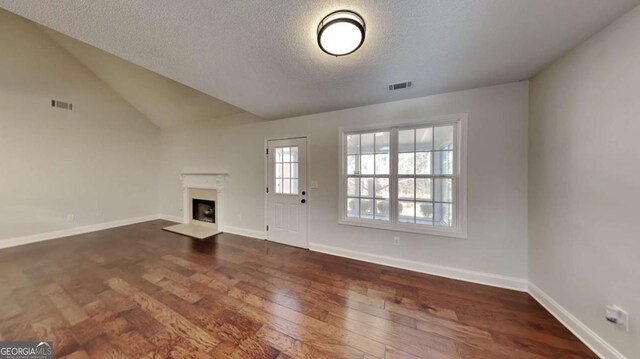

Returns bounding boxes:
[308,242,527,291]
[159,214,183,223]
[223,225,266,240]
[0,215,268,250]
[0,215,160,250]
[528,282,625,359]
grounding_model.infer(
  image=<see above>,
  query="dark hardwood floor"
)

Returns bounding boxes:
[0,220,595,358]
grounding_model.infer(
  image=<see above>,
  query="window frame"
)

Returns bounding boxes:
[338,114,468,239]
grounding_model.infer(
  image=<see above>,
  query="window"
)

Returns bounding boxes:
[340,115,467,238]
[346,132,391,220]
[275,146,299,194]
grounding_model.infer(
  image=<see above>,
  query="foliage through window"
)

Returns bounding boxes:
[341,118,465,236]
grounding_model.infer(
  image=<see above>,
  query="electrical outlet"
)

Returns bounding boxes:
[66,214,75,221]
[606,305,629,332]
[393,236,401,246]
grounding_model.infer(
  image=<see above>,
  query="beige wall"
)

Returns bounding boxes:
[160,82,530,283]
[529,5,640,358]
[0,10,161,241]
[40,27,246,129]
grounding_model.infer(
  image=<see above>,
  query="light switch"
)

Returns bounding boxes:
[310,181,319,189]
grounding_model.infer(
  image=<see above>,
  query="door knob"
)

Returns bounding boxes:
[302,191,306,195]
[301,199,306,204]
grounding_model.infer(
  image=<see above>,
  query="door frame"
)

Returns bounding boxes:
[263,135,311,249]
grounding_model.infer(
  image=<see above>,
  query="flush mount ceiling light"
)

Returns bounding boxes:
[317,10,366,56]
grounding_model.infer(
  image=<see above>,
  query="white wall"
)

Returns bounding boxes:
[160,81,529,286]
[0,10,161,242]
[529,5,640,358]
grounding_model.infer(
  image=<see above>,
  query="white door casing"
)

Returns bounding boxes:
[266,138,308,248]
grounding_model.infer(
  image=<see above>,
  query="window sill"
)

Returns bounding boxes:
[338,218,467,239]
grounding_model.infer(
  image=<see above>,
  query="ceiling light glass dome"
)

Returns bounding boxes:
[317,10,366,56]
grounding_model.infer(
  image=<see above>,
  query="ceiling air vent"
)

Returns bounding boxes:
[388,81,413,91]
[51,99,73,111]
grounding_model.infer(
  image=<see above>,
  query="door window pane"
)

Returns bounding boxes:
[274,146,299,194]
[283,178,290,193]
[283,163,291,179]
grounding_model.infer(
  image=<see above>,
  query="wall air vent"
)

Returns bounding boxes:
[388,81,413,91]
[51,99,73,111]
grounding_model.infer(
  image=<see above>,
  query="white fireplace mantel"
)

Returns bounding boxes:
[180,173,227,229]
[164,173,229,239]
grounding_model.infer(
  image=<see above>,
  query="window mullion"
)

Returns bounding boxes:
[390,127,399,225]
[413,129,417,216]
[357,134,362,175]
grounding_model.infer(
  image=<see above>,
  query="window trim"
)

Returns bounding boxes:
[338,113,468,239]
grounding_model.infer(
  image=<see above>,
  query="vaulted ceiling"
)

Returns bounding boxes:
[41,27,248,129]
[2,0,638,120]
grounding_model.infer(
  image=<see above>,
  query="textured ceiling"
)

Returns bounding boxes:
[1,0,638,120]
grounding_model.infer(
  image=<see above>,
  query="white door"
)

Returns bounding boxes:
[267,138,308,248]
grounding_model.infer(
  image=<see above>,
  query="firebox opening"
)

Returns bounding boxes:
[192,198,215,223]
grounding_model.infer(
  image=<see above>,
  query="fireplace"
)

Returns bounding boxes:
[163,173,227,240]
[192,199,215,223]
